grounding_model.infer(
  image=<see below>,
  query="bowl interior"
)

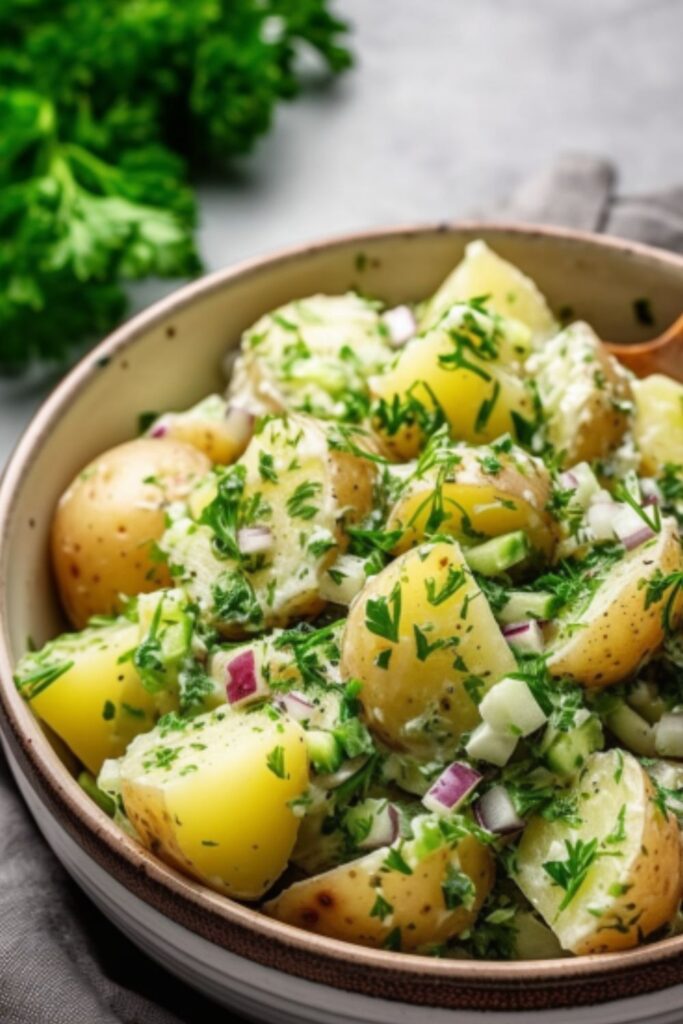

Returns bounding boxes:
[2,223,683,998]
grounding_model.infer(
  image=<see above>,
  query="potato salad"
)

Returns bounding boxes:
[16,241,683,960]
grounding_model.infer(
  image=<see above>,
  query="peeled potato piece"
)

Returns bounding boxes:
[52,438,210,628]
[547,518,683,688]
[421,240,557,345]
[265,830,494,951]
[515,750,682,954]
[101,706,309,900]
[526,322,633,468]
[632,374,683,476]
[341,541,516,757]
[370,308,533,460]
[387,444,556,557]
[14,619,162,774]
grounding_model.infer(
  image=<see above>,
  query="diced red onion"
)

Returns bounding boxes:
[613,504,655,550]
[422,761,482,815]
[502,620,545,654]
[640,478,662,506]
[225,649,266,706]
[149,416,170,439]
[382,305,417,348]
[586,499,620,541]
[358,803,400,850]
[224,405,255,447]
[474,785,525,835]
[559,470,579,491]
[274,690,314,722]
[237,526,273,555]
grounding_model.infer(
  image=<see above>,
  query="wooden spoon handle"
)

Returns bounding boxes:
[604,311,683,380]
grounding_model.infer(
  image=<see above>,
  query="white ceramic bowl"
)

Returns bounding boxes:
[2,223,683,1023]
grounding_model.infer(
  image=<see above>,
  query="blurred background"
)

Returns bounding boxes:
[2,0,681,460]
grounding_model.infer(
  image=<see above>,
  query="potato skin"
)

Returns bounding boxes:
[340,541,516,757]
[547,518,683,688]
[265,833,494,951]
[52,438,210,627]
[515,751,682,954]
[387,445,557,557]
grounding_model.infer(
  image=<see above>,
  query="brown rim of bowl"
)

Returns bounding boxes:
[2,221,683,1003]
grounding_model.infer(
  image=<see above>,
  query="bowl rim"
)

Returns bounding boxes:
[2,219,683,995]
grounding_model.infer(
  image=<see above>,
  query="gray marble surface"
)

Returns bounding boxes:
[2,0,682,463]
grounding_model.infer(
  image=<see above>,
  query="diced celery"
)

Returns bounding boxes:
[543,711,603,776]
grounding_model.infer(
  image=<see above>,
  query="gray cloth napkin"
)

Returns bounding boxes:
[2,153,683,1024]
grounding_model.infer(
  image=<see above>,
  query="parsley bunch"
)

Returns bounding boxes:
[0,0,352,373]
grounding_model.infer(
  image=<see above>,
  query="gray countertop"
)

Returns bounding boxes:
[2,0,681,462]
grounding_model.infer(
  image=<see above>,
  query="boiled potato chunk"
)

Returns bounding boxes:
[633,374,683,476]
[421,240,557,345]
[227,293,392,419]
[265,829,494,951]
[103,706,308,900]
[547,518,683,688]
[370,307,533,460]
[341,541,516,757]
[526,322,633,468]
[52,438,210,628]
[147,394,253,465]
[163,415,375,635]
[515,750,682,953]
[14,619,160,774]
[387,443,556,557]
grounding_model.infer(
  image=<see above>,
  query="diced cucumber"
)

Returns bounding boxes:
[605,700,656,757]
[497,591,555,625]
[512,910,566,960]
[542,711,603,775]
[480,676,547,737]
[465,531,530,577]
[305,729,344,773]
[465,721,517,766]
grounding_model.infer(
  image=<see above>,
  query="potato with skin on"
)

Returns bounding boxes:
[369,308,533,461]
[387,443,557,558]
[515,750,682,954]
[265,831,494,951]
[146,394,254,465]
[164,414,376,636]
[420,240,557,345]
[52,438,210,628]
[632,374,683,476]
[100,706,309,900]
[526,321,633,468]
[340,541,517,758]
[546,518,683,688]
[14,619,166,774]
